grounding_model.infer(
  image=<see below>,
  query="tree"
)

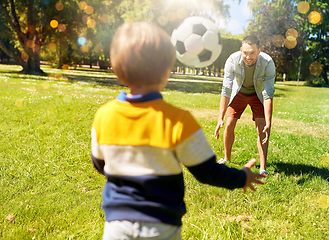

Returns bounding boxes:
[0,0,239,74]
[301,0,329,85]
[211,37,242,76]
[247,0,329,85]
[0,0,44,73]
[247,0,304,80]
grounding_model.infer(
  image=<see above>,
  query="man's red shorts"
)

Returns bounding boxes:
[227,92,265,119]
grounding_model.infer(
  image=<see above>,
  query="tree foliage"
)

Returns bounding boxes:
[0,0,236,73]
[247,0,329,85]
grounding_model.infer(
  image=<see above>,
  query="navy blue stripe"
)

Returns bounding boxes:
[102,173,186,226]
[91,153,105,175]
[116,91,163,102]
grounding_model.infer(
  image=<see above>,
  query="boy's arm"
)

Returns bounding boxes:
[91,126,105,175]
[187,156,265,192]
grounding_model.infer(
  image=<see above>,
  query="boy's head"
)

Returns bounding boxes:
[110,21,176,88]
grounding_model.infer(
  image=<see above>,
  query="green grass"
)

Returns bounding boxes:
[1,64,328,239]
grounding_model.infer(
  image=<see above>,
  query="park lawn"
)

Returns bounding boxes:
[0,64,328,239]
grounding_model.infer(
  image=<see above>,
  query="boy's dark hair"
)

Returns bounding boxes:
[110,21,176,87]
[242,36,260,49]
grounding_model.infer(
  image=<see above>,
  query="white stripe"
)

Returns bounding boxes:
[101,145,182,176]
[91,127,104,160]
[176,128,215,167]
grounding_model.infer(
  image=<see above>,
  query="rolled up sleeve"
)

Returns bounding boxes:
[262,59,276,100]
[221,56,235,98]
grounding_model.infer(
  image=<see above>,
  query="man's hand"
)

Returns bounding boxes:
[262,125,271,144]
[214,120,224,139]
[241,159,266,193]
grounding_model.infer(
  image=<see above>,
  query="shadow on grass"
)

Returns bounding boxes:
[273,162,329,183]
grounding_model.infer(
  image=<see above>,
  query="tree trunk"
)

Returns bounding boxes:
[322,65,329,85]
[21,52,43,74]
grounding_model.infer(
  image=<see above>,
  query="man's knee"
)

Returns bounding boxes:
[225,118,238,133]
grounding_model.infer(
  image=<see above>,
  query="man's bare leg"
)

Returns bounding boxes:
[255,118,269,171]
[224,117,238,162]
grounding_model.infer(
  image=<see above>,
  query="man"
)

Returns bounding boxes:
[214,36,276,175]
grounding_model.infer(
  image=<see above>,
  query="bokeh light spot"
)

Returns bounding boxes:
[50,20,58,28]
[55,73,63,79]
[63,95,72,103]
[320,153,329,167]
[78,1,87,10]
[55,2,64,11]
[308,11,321,24]
[286,36,296,41]
[82,15,89,24]
[58,23,66,32]
[21,52,29,61]
[80,45,89,53]
[285,28,298,41]
[33,44,40,52]
[284,38,297,49]
[85,6,94,15]
[62,64,70,70]
[48,42,57,50]
[78,36,87,45]
[101,14,110,23]
[317,195,329,209]
[157,16,168,26]
[309,62,323,76]
[42,82,50,89]
[28,25,36,34]
[15,99,24,107]
[176,8,188,19]
[87,18,96,28]
[167,11,176,22]
[272,35,285,47]
[27,40,35,48]
[297,1,310,14]
[42,0,50,5]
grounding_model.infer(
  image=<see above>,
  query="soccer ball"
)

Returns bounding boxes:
[171,16,222,68]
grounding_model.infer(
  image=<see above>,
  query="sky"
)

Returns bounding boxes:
[219,0,252,35]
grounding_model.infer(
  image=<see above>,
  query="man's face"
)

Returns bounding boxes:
[240,43,260,66]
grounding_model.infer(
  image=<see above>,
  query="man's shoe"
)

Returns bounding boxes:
[217,158,227,164]
[259,169,268,175]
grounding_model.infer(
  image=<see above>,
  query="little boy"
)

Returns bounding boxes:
[91,21,265,240]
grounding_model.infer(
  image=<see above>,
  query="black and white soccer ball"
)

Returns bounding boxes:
[171,16,222,68]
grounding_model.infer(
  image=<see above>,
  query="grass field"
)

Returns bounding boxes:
[1,63,329,239]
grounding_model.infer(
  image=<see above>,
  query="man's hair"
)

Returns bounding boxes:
[110,21,176,86]
[242,36,260,49]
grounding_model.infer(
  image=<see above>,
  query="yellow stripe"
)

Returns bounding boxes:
[93,99,200,149]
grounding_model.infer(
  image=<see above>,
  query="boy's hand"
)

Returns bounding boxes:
[241,159,265,193]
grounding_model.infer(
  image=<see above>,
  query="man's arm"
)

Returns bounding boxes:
[262,97,273,144]
[214,96,230,139]
[214,54,236,139]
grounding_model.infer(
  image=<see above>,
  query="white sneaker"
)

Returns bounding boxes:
[259,169,268,175]
[217,158,227,164]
